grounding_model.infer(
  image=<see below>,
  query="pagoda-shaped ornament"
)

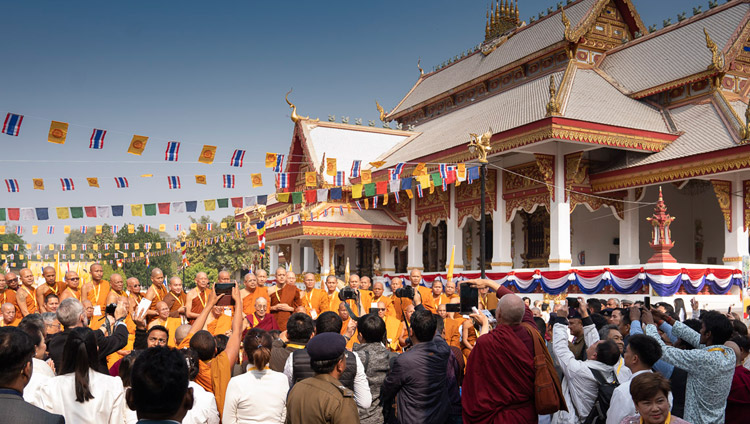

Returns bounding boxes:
[646,187,677,263]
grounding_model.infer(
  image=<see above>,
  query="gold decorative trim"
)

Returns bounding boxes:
[535,153,555,200]
[380,267,396,272]
[704,28,725,72]
[407,267,424,271]
[545,75,561,117]
[632,69,719,99]
[723,257,743,263]
[506,193,550,222]
[548,258,572,264]
[744,180,750,232]
[711,180,732,232]
[491,262,513,267]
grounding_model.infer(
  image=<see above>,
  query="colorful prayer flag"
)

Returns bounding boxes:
[48,121,68,144]
[195,175,206,184]
[392,163,405,178]
[204,199,216,211]
[90,129,106,149]
[369,161,386,168]
[115,177,129,188]
[335,171,345,186]
[413,163,427,176]
[60,178,74,191]
[165,141,180,161]
[47,226,54,235]
[56,207,70,219]
[33,178,44,190]
[326,158,337,176]
[127,135,148,155]
[5,179,19,193]
[168,176,181,189]
[174,224,182,232]
[352,184,363,199]
[265,152,277,168]
[350,160,362,179]
[276,173,289,189]
[80,226,87,234]
[305,172,317,187]
[87,177,99,187]
[198,145,217,164]
[355,201,362,211]
[223,174,235,188]
[361,170,372,184]
[2,113,23,136]
[251,173,263,188]
[230,149,245,167]
[131,204,143,216]
[416,184,423,198]
[273,154,285,172]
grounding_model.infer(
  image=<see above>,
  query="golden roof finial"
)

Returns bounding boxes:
[376,100,388,122]
[515,0,520,22]
[545,75,561,117]
[495,0,500,25]
[561,8,573,42]
[285,89,310,123]
[468,129,493,163]
[417,58,424,76]
[741,102,750,141]
[704,28,725,71]
[485,6,491,40]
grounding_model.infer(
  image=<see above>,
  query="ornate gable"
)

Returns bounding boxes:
[574,0,645,65]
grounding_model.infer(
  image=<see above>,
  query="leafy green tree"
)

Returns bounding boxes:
[182,262,219,289]
[114,224,175,288]
[184,215,255,275]
[0,232,28,269]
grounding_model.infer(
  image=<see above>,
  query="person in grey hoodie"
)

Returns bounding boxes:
[353,313,397,424]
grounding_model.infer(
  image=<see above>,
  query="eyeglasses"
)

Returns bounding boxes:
[68,277,80,281]
[5,278,18,282]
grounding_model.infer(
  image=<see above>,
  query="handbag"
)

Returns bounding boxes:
[521,322,568,415]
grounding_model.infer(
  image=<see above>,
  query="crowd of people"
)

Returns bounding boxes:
[0,264,749,423]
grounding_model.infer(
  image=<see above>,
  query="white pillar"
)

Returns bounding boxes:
[322,239,331,277]
[491,166,513,271]
[381,240,395,274]
[619,189,641,265]
[269,245,279,276]
[302,246,316,273]
[549,147,572,270]
[290,240,303,274]
[407,196,424,270]
[445,186,464,272]
[723,174,750,269]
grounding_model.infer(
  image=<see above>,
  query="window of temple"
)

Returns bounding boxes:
[394,248,408,274]
[521,208,550,268]
[422,222,447,272]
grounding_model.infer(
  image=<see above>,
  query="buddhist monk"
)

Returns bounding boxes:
[15,268,37,316]
[389,277,412,321]
[461,279,538,423]
[431,281,450,309]
[338,302,357,350]
[444,280,459,299]
[409,269,434,313]
[240,272,269,317]
[0,273,20,319]
[443,298,464,349]
[35,266,65,312]
[478,285,498,311]
[255,269,269,287]
[346,274,371,316]
[269,267,300,331]
[85,299,105,330]
[360,276,372,291]
[0,302,20,327]
[359,275,374,307]
[148,301,171,329]
[105,273,128,305]
[81,263,110,314]
[217,270,231,284]
[185,272,210,323]
[370,281,393,317]
[301,272,328,319]
[206,305,233,336]
[59,271,82,301]
[243,297,278,332]
[324,275,341,313]
[143,268,168,321]
[126,277,143,316]
[163,276,187,318]
[380,301,401,351]
[285,271,297,286]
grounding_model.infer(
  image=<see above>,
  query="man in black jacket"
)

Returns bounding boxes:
[47,297,129,373]
[381,308,451,424]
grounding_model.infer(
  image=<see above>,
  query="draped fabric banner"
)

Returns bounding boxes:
[381,267,743,296]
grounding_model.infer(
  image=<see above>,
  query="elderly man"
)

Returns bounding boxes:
[324,275,340,313]
[269,267,300,331]
[4,271,19,291]
[338,302,358,350]
[408,269,435,313]
[163,276,187,318]
[42,312,61,335]
[84,299,104,330]
[444,280,458,299]
[58,271,81,301]
[127,277,143,304]
[389,277,412,320]
[255,269,269,286]
[1,303,20,327]
[301,272,328,319]
[81,263,110,312]
[345,274,371,316]
[0,274,20,320]
[105,273,127,305]
[143,268,168,321]
[15,268,37,316]
[185,272,210,322]
[240,271,269,317]
[148,301,171,329]
[360,275,372,291]
[243,297,278,331]
[44,294,59,313]
[606,298,620,310]
[371,281,393,317]
[462,279,544,423]
[217,270,231,284]
[35,267,65,313]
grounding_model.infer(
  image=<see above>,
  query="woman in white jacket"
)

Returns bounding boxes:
[38,327,126,424]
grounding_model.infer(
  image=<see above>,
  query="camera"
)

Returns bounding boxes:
[338,287,358,301]
[105,303,117,317]
[394,286,414,299]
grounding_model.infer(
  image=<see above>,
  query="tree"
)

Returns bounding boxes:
[182,262,219,289]
[116,224,175,288]
[0,232,28,269]
[184,215,255,275]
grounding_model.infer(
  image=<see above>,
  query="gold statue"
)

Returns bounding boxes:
[376,100,388,123]
[546,75,561,117]
[704,28,725,71]
[561,8,573,42]
[741,102,750,141]
[417,58,424,76]
[285,89,316,123]
[178,230,187,242]
[468,129,493,163]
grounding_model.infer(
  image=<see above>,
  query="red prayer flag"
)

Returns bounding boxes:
[84,206,97,217]
[158,202,170,215]
[376,181,388,195]
[445,170,457,185]
[304,189,317,204]
[231,197,243,208]
[8,208,20,221]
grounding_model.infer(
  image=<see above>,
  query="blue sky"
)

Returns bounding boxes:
[0,0,693,243]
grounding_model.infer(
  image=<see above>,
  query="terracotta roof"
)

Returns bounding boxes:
[390,0,595,115]
[599,2,750,94]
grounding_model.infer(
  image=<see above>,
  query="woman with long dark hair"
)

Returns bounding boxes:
[223,328,289,423]
[38,327,126,423]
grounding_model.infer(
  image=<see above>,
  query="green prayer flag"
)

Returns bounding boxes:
[70,207,84,219]
[364,183,376,197]
[144,203,157,216]
[431,173,442,186]
[217,198,229,208]
[291,192,303,204]
[0,209,5,221]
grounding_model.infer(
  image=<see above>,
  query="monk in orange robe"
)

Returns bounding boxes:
[59,271,82,302]
[185,272,210,324]
[269,267,300,331]
[16,268,38,316]
[81,263,110,313]
[1,302,21,327]
[389,277,413,321]
[0,273,21,319]
[301,272,328,319]
[143,268,169,322]
[338,302,358,350]
[35,266,66,313]
[323,275,341,313]
[370,281,393,316]
[240,272,269,317]
[163,276,187,319]
[430,280,450,310]
[409,269,435,313]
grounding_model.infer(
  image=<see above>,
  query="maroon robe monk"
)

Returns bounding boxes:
[462,285,537,424]
[245,312,279,331]
[727,364,750,423]
[269,283,300,332]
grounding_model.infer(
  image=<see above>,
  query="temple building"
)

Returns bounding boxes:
[239,0,750,299]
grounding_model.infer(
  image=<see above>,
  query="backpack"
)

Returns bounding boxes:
[583,369,619,424]
[521,323,567,415]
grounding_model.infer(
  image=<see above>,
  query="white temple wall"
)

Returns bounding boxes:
[571,206,620,266]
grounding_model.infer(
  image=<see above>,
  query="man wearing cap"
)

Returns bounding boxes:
[285,332,360,424]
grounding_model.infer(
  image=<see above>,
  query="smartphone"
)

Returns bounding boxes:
[644,296,651,309]
[567,298,579,309]
[445,303,461,313]
[460,283,478,315]
[215,283,233,295]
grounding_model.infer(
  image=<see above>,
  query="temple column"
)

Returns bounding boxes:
[548,148,572,270]
[302,246,316,273]
[290,240,303,275]
[722,174,750,269]
[619,189,640,265]
[381,240,396,275]
[407,196,424,271]
[491,164,512,271]
[445,186,464,273]
[322,239,331,277]
[269,245,279,275]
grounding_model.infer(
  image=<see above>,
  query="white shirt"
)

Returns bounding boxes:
[183,381,220,424]
[283,348,372,409]
[606,370,673,424]
[37,369,126,424]
[223,367,288,424]
[24,358,55,405]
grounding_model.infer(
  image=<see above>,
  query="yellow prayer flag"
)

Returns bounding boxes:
[417,174,430,188]
[412,163,427,176]
[277,193,290,203]
[405,189,413,199]
[190,223,197,231]
[48,121,69,144]
[265,153,277,168]
[364,199,369,209]
[195,175,207,185]
[251,173,263,188]
[198,145,217,164]
[326,158,337,176]
[305,172,317,187]
[369,161,386,169]
[64,226,71,234]
[128,135,149,155]
[33,178,44,190]
[352,184,363,199]
[131,204,143,216]
[220,222,227,229]
[134,243,139,250]
[457,163,466,180]
[361,170,372,184]
[48,244,54,250]
[95,226,102,234]
[139,252,144,257]
[128,225,135,234]
[156,242,161,249]
[383,194,388,205]
[93,244,98,250]
[429,180,435,194]
[56,207,70,219]
[1,244,6,250]
[140,174,153,178]
[204,199,216,211]
[158,225,165,232]
[115,243,120,250]
[25,244,30,249]
[32,226,38,235]
[87,177,99,187]
[71,244,77,251]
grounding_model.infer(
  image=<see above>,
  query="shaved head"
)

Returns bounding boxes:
[497,294,525,325]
